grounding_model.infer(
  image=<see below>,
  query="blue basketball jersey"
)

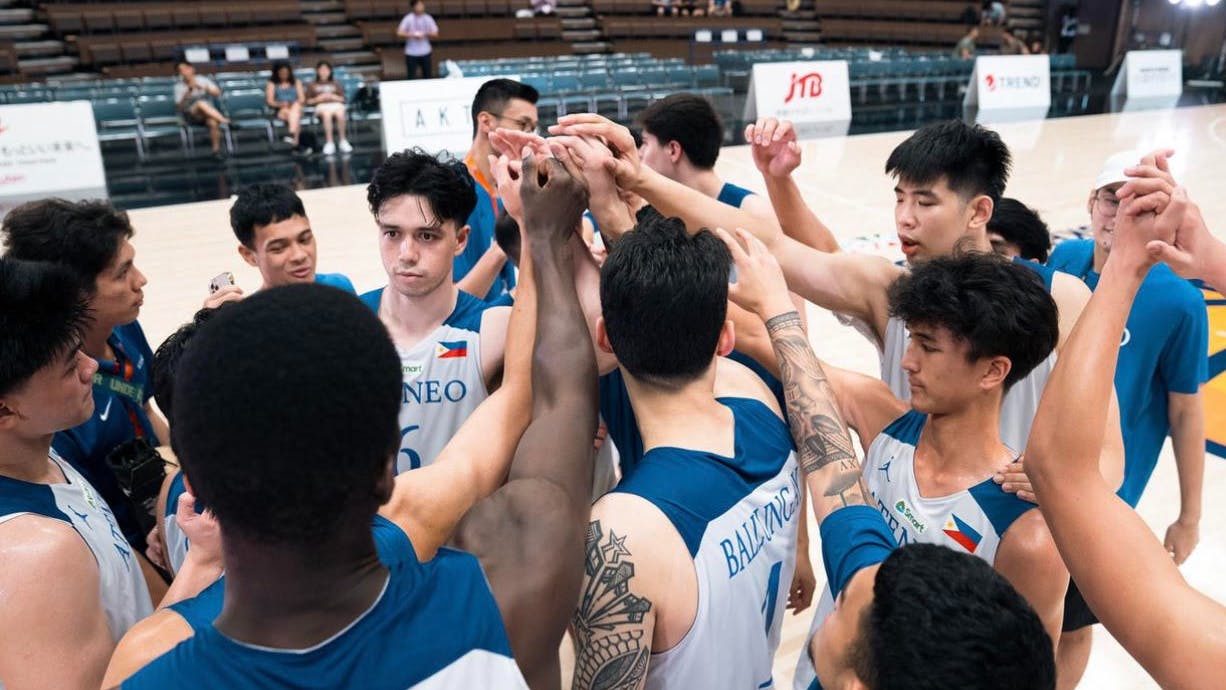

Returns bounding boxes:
[794,410,1035,690]
[361,288,491,473]
[314,272,357,294]
[1048,239,1209,506]
[0,453,154,641]
[163,471,191,575]
[716,182,755,208]
[128,519,525,689]
[612,397,799,690]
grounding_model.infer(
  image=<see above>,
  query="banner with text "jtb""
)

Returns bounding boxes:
[744,61,852,138]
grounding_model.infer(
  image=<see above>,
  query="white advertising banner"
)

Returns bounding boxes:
[1111,50,1182,112]
[964,55,1051,124]
[744,61,851,138]
[380,75,515,157]
[0,101,106,207]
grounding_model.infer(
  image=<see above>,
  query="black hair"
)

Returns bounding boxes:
[600,212,729,388]
[151,306,225,421]
[850,543,1055,690]
[1,198,134,294]
[269,61,295,84]
[493,212,521,267]
[171,284,401,546]
[470,78,540,138]
[0,259,90,398]
[314,60,335,82]
[230,183,308,248]
[174,60,192,73]
[367,149,477,229]
[887,253,1057,390]
[885,120,1011,202]
[987,197,1051,263]
[637,93,723,169]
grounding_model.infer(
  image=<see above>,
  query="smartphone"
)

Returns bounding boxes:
[208,271,235,294]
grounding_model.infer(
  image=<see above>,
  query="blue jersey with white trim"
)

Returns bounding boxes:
[0,453,154,641]
[794,410,1035,689]
[613,397,799,690]
[362,288,490,472]
[314,272,357,293]
[716,182,755,208]
[164,471,190,575]
[130,520,525,690]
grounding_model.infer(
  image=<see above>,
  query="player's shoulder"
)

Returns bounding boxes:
[0,513,96,581]
[995,507,1059,567]
[449,289,498,333]
[105,608,195,689]
[714,356,783,419]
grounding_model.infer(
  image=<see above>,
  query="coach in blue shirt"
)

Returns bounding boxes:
[1046,151,1208,684]
[2,199,170,557]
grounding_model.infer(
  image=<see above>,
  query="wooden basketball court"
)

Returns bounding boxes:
[125,103,1226,689]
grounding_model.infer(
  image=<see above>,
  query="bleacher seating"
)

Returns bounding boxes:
[46,3,304,36]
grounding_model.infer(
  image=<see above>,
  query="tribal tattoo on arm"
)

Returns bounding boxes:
[764,311,871,519]
[572,520,654,690]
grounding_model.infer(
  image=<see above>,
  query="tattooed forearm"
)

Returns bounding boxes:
[765,313,869,518]
[572,520,653,690]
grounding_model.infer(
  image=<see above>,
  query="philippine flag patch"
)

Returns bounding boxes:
[436,341,468,359]
[942,514,983,554]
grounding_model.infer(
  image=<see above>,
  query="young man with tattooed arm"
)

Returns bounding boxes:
[718,227,1056,690]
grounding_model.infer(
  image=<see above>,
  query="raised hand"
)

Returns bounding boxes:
[745,117,802,179]
[520,149,590,246]
[714,227,793,320]
[489,128,549,161]
[1112,185,1186,272]
[549,114,643,190]
[176,490,221,569]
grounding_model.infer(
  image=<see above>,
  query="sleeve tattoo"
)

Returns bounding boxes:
[765,311,869,510]
[572,520,653,690]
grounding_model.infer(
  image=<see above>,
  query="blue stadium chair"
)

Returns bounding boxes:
[693,64,720,88]
[579,72,610,90]
[91,98,146,159]
[6,89,53,104]
[54,87,95,102]
[222,90,276,150]
[136,96,193,157]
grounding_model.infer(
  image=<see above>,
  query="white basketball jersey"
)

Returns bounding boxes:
[878,258,1059,452]
[0,453,154,641]
[611,398,800,690]
[793,410,1036,690]
[362,289,490,473]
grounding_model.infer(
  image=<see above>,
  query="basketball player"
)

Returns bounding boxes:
[116,153,600,689]
[456,78,540,301]
[550,114,1123,485]
[570,214,800,690]
[987,197,1052,262]
[720,234,1055,690]
[2,199,171,561]
[0,258,154,689]
[203,183,356,309]
[1045,151,1207,688]
[1026,183,1226,688]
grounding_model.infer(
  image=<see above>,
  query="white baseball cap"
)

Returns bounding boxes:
[1094,151,1140,191]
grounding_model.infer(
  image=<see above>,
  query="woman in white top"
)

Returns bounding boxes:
[306,61,352,156]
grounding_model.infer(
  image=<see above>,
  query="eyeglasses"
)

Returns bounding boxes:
[489,112,538,134]
[1094,192,1120,217]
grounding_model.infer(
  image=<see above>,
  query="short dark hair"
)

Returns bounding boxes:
[887,253,1057,390]
[230,184,308,248]
[367,149,477,229]
[885,120,1011,202]
[470,78,539,138]
[151,306,225,420]
[850,543,1054,690]
[987,197,1051,263]
[600,211,729,388]
[0,259,90,398]
[1,198,134,294]
[493,212,521,267]
[172,284,401,546]
[269,61,295,84]
[637,93,723,169]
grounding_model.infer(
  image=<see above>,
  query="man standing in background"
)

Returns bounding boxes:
[398,0,439,79]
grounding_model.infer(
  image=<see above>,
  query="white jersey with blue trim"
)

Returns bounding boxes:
[879,258,1058,452]
[793,410,1036,690]
[125,527,527,689]
[362,288,490,473]
[0,452,154,641]
[611,397,800,690]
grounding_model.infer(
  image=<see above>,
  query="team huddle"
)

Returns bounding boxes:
[1,78,1224,690]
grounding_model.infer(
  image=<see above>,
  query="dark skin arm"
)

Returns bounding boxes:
[455,153,599,690]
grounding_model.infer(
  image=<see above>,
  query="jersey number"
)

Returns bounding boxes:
[399,425,422,470]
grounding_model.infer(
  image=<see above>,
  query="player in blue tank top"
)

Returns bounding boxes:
[0,259,158,689]
[1044,151,1209,687]
[117,156,603,689]
[202,183,357,312]
[721,232,1055,690]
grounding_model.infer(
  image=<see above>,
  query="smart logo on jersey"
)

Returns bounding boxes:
[943,514,983,553]
[435,340,468,359]
[893,500,927,535]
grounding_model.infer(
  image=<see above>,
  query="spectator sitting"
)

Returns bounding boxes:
[306,60,352,156]
[955,25,979,58]
[708,0,731,17]
[266,61,308,154]
[653,0,678,16]
[1000,27,1029,55]
[1029,36,1046,55]
[173,61,229,159]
